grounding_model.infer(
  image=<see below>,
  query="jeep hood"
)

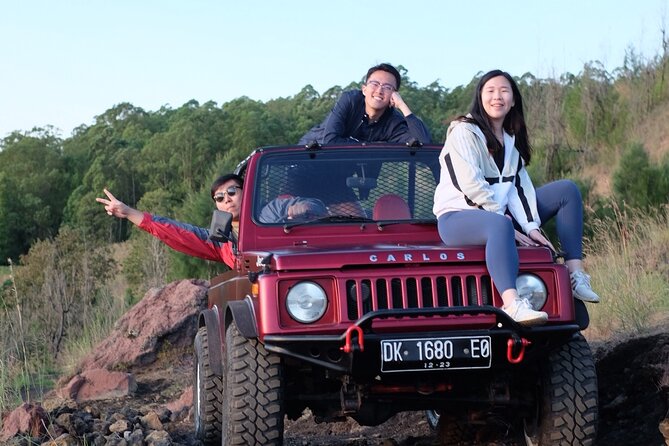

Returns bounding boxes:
[246,243,553,271]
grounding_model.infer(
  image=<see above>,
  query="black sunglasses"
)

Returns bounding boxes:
[213,186,241,202]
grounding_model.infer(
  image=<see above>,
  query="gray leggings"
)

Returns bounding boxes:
[437,180,583,293]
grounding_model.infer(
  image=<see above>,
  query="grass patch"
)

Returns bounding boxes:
[59,288,129,376]
[0,265,10,286]
[584,203,669,340]
[0,261,128,414]
[0,345,58,414]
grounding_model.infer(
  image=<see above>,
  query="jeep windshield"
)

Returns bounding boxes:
[251,145,440,226]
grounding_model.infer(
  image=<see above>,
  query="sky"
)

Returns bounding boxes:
[1,0,668,140]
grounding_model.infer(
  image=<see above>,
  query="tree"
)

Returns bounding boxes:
[139,101,226,195]
[0,129,71,263]
[563,62,625,152]
[522,74,571,181]
[220,97,282,156]
[612,143,667,208]
[62,103,165,241]
[11,226,114,357]
[122,189,182,297]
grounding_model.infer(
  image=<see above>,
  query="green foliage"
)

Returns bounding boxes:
[1,251,125,414]
[62,103,160,241]
[220,96,284,153]
[265,85,331,145]
[11,226,115,357]
[122,189,182,295]
[612,143,669,208]
[140,100,225,194]
[0,229,116,413]
[614,46,669,119]
[58,287,128,375]
[0,129,72,263]
[562,62,627,151]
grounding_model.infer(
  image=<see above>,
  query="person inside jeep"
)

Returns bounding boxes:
[96,173,243,268]
[258,196,328,223]
[256,162,366,223]
[298,63,432,145]
[433,69,600,326]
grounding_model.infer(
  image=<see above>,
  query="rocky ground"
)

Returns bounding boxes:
[1,280,668,445]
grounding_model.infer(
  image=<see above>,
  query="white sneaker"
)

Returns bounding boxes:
[503,298,548,326]
[570,270,600,303]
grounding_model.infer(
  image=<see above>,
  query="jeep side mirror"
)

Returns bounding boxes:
[209,210,234,243]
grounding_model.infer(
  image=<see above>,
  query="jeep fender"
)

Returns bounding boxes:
[226,298,259,338]
[197,299,259,378]
[574,299,590,330]
[197,308,223,377]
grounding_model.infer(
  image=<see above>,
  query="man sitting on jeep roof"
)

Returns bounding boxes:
[298,63,432,145]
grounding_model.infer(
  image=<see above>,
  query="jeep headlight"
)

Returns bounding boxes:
[516,274,547,310]
[286,281,327,323]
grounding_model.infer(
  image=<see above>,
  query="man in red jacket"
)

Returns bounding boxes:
[97,173,243,268]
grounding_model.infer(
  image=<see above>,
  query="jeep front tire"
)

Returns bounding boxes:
[524,332,598,445]
[222,321,285,445]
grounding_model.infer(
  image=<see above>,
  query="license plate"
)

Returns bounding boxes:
[380,336,492,372]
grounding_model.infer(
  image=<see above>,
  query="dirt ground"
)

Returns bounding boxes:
[134,327,668,446]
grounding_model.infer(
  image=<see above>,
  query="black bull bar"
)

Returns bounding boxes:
[262,306,581,374]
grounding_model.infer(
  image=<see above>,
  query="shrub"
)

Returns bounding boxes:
[613,143,668,208]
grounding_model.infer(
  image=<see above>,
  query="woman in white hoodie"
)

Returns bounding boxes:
[433,69,599,326]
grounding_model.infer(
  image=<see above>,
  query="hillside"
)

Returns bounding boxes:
[634,99,669,162]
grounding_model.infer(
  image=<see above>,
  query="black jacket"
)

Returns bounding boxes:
[298,90,432,145]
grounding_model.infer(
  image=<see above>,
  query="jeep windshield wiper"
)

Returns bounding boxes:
[283,214,375,231]
[376,218,437,229]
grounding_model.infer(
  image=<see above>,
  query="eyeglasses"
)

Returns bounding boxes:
[366,80,396,93]
[213,186,241,202]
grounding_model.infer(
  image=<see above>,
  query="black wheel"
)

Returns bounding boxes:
[193,326,223,445]
[222,321,285,445]
[523,332,598,445]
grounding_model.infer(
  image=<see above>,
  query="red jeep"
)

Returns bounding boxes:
[193,143,598,446]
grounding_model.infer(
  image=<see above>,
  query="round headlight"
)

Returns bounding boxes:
[516,274,547,310]
[286,281,328,323]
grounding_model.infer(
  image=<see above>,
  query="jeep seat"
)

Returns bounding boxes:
[373,194,411,220]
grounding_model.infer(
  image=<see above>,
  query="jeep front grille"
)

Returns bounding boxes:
[345,275,493,320]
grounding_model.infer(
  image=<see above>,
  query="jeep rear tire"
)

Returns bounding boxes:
[193,326,223,445]
[523,332,598,445]
[222,321,285,445]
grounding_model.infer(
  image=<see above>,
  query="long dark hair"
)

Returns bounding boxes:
[460,70,532,165]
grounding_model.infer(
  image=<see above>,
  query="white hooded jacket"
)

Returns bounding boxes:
[432,120,541,235]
